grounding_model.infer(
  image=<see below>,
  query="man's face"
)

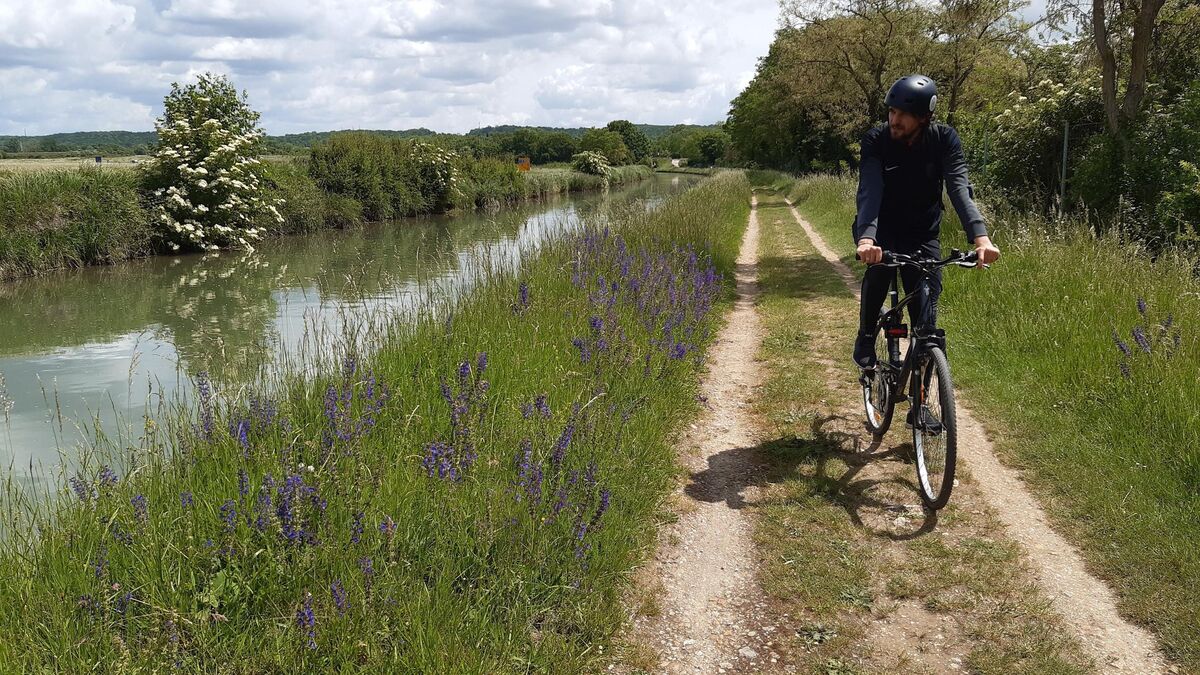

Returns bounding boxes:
[888,107,927,143]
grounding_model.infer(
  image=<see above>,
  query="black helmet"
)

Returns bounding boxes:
[885,75,938,116]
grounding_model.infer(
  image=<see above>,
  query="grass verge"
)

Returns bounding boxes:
[771,171,1200,671]
[0,168,152,280]
[0,172,750,671]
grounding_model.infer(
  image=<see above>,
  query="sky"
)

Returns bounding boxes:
[0,0,782,136]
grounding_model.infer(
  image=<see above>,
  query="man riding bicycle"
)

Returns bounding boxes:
[852,75,1001,369]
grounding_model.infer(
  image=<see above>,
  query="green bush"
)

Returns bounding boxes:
[1073,82,1200,248]
[259,160,329,235]
[308,133,457,220]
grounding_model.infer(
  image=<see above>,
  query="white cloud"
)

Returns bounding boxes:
[0,0,781,134]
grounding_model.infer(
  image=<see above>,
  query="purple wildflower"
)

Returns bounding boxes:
[476,351,489,375]
[1113,331,1132,357]
[92,545,108,579]
[230,419,251,452]
[518,282,530,309]
[110,522,133,545]
[590,488,611,529]
[551,422,575,469]
[359,556,375,597]
[342,355,357,380]
[238,468,249,501]
[277,474,304,544]
[196,371,214,440]
[379,515,396,538]
[220,499,237,533]
[254,483,272,532]
[295,591,317,650]
[535,394,551,418]
[131,494,148,524]
[98,466,118,489]
[1137,297,1147,316]
[514,439,543,507]
[331,579,347,616]
[180,491,194,509]
[69,475,92,503]
[572,337,591,364]
[1119,361,1132,379]
[1132,326,1152,354]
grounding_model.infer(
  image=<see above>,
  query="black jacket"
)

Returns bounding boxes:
[853,123,987,249]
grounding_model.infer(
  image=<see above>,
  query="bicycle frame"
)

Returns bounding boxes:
[869,267,947,401]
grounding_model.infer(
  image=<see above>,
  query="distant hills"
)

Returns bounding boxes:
[0,123,722,155]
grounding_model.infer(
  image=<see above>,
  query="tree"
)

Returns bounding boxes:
[579,129,631,165]
[142,72,282,252]
[780,0,932,128]
[1049,0,1171,139]
[929,0,1030,124]
[533,132,578,163]
[695,130,730,165]
[605,120,651,162]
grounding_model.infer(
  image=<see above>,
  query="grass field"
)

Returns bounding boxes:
[765,171,1200,671]
[0,172,751,671]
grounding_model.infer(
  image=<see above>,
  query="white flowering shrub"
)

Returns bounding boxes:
[571,151,611,177]
[980,75,1103,207]
[143,73,282,252]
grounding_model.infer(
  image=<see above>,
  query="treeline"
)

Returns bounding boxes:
[727,0,1200,248]
[2,123,732,166]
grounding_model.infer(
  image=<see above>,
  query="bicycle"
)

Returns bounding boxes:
[857,248,982,510]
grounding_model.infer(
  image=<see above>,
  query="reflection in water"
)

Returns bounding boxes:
[0,174,699,474]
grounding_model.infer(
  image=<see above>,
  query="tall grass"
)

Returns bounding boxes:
[0,171,751,671]
[764,170,1200,670]
[0,168,151,280]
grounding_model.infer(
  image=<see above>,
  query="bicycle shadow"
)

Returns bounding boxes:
[683,414,938,541]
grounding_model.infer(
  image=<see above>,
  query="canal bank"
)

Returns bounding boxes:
[0,171,749,672]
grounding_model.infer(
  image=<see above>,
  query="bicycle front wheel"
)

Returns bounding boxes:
[911,347,957,509]
[862,332,894,437]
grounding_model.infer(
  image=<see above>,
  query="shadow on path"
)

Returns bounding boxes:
[684,415,938,541]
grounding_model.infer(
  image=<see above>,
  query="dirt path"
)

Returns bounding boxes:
[785,199,1171,674]
[627,197,778,674]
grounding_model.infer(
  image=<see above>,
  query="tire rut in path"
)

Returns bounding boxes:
[632,197,772,673]
[785,199,1172,674]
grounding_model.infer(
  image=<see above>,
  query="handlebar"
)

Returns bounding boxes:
[854,248,988,270]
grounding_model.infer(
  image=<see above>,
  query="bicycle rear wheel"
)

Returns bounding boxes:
[862,331,894,437]
[911,347,957,509]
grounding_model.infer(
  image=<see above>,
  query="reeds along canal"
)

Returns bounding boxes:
[0,173,700,484]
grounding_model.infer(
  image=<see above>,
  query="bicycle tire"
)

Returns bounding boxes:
[862,330,895,437]
[911,346,957,509]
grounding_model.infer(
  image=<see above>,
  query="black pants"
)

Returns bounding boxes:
[859,239,942,336]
